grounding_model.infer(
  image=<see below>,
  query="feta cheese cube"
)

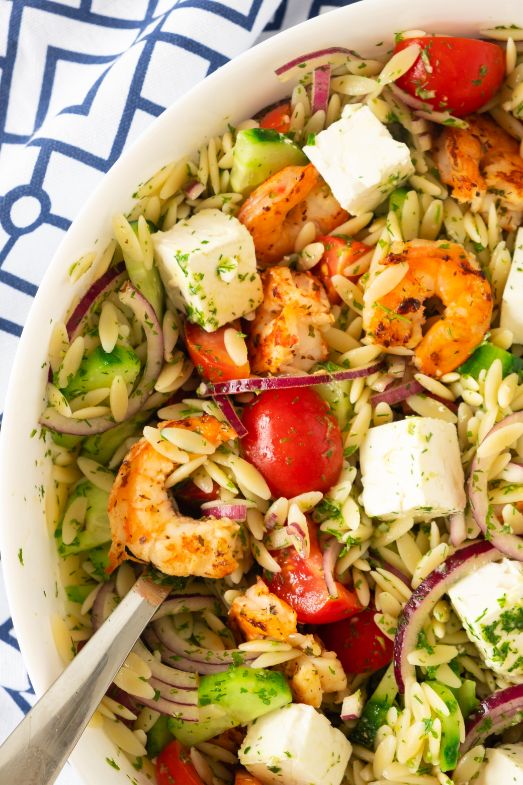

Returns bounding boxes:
[447,559,523,680]
[303,104,414,216]
[500,227,523,343]
[477,744,523,785]
[153,208,262,331]
[239,703,351,785]
[359,417,466,520]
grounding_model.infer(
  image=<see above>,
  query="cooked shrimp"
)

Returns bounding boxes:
[237,164,347,265]
[437,114,523,216]
[363,240,493,377]
[108,414,244,578]
[229,578,298,642]
[248,266,333,374]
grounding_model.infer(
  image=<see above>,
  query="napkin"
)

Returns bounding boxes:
[0,1,351,783]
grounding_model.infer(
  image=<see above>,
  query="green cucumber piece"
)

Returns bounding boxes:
[351,664,397,749]
[424,681,461,771]
[459,342,523,380]
[63,345,141,399]
[314,362,353,428]
[169,666,292,746]
[146,715,174,758]
[81,411,150,466]
[57,480,111,555]
[452,679,479,719]
[85,544,111,580]
[65,584,95,604]
[51,432,83,449]
[230,128,307,194]
[126,219,164,319]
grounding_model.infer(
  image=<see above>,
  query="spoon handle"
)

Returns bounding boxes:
[0,574,170,785]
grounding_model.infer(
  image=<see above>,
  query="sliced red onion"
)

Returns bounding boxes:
[341,689,364,721]
[378,560,411,588]
[461,684,523,753]
[137,693,199,722]
[468,412,523,561]
[149,676,198,706]
[200,501,248,520]
[212,394,248,438]
[149,620,257,673]
[152,595,218,621]
[134,639,198,690]
[393,541,501,694]
[311,65,331,114]
[185,180,205,199]
[449,511,466,547]
[202,363,383,397]
[322,538,342,599]
[40,283,164,435]
[275,47,353,82]
[388,82,433,112]
[91,580,117,632]
[67,263,127,340]
[371,379,424,407]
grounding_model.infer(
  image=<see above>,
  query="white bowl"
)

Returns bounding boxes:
[1,0,520,781]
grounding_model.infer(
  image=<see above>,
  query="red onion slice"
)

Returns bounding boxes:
[137,693,200,722]
[212,394,247,438]
[311,65,331,114]
[275,47,353,82]
[468,412,523,561]
[202,363,383,398]
[152,595,218,621]
[40,283,164,435]
[200,501,248,520]
[91,580,117,632]
[341,689,364,721]
[371,379,424,406]
[185,180,205,199]
[393,541,501,693]
[378,560,411,588]
[134,639,198,690]
[149,676,198,706]
[322,538,342,599]
[67,263,127,340]
[388,82,433,112]
[461,684,523,753]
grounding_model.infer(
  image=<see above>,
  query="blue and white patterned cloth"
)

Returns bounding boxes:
[0,1,353,782]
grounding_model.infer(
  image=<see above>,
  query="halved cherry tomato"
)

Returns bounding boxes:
[315,236,371,303]
[259,101,292,134]
[175,479,220,515]
[267,521,361,624]
[241,387,343,498]
[156,740,204,785]
[320,607,394,673]
[394,36,505,117]
[185,321,250,383]
[235,771,264,785]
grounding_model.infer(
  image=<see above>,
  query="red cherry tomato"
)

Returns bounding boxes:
[394,36,505,117]
[315,236,371,303]
[185,321,250,383]
[267,522,361,624]
[157,740,205,785]
[175,479,220,514]
[235,771,264,785]
[259,101,292,134]
[241,387,343,498]
[321,607,394,673]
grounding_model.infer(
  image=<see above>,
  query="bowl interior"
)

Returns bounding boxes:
[1,0,521,782]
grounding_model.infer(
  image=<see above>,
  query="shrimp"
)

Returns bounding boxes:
[247,266,333,374]
[436,114,523,217]
[229,578,298,642]
[363,240,493,377]
[108,414,244,578]
[237,164,348,266]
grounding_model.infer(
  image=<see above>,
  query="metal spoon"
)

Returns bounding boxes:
[0,573,170,785]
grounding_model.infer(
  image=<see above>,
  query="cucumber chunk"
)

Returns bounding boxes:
[57,480,111,555]
[451,678,479,719]
[147,715,174,758]
[425,681,461,771]
[230,128,307,194]
[51,431,83,449]
[126,219,164,319]
[65,584,95,604]
[169,666,292,746]
[81,411,150,466]
[85,543,111,581]
[459,342,523,380]
[63,345,141,399]
[314,362,353,428]
[351,664,397,749]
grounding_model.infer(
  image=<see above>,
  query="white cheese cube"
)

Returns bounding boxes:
[359,417,466,520]
[303,104,414,216]
[500,227,523,344]
[239,703,351,785]
[447,559,523,680]
[153,208,262,331]
[477,744,523,785]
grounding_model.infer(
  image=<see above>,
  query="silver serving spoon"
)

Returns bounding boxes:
[0,573,170,785]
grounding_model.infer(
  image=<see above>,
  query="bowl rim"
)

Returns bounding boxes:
[0,0,519,782]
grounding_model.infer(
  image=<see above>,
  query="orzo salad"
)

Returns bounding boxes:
[40,26,523,785]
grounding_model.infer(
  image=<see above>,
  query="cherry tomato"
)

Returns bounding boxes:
[267,521,361,624]
[394,36,505,117]
[185,321,250,383]
[156,740,204,785]
[259,101,292,134]
[315,236,371,303]
[321,607,394,673]
[235,771,264,785]
[241,387,343,498]
[175,479,220,515]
